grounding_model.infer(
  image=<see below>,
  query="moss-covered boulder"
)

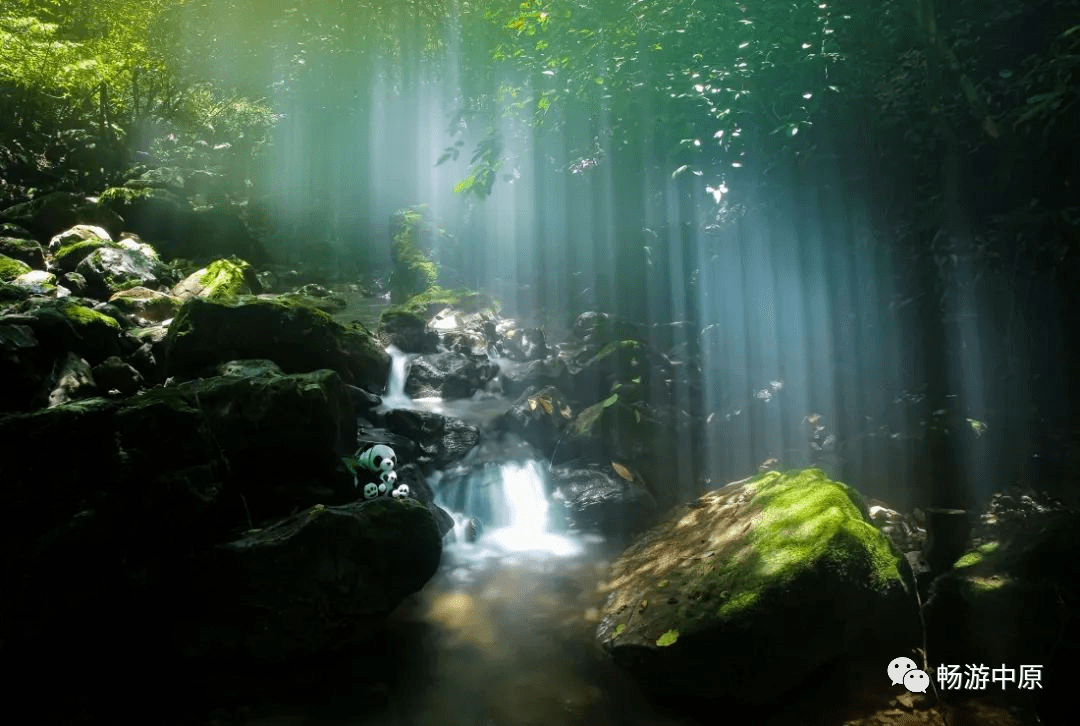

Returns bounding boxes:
[75,246,163,299]
[0,235,44,269]
[11,269,57,296]
[164,296,389,392]
[109,286,181,323]
[596,469,918,707]
[172,497,442,663]
[172,256,258,302]
[389,206,442,302]
[0,253,32,282]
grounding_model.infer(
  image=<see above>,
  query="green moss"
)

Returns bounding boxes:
[655,629,679,647]
[390,206,440,302]
[383,286,499,320]
[60,300,120,329]
[694,469,905,622]
[99,186,155,205]
[954,541,1000,569]
[54,239,113,269]
[0,254,32,282]
[197,257,252,302]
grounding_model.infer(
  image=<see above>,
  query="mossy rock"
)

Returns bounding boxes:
[52,239,116,274]
[383,285,499,321]
[172,257,257,303]
[164,296,389,391]
[0,236,45,269]
[596,468,918,706]
[389,206,442,302]
[0,254,32,282]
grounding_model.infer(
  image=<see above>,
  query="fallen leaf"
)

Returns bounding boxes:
[539,395,553,414]
[560,404,573,419]
[528,397,538,411]
[612,461,634,481]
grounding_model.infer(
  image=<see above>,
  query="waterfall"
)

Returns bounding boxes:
[436,459,581,557]
[382,345,412,408]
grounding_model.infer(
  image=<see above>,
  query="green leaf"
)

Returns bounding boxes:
[656,629,679,647]
[602,393,619,408]
[614,623,625,637]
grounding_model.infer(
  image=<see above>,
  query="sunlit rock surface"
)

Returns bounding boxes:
[164,296,390,391]
[596,468,918,706]
[173,497,442,663]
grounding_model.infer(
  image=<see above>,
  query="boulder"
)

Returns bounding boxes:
[378,306,440,353]
[550,463,658,542]
[595,469,918,708]
[0,253,31,282]
[164,296,389,393]
[0,235,45,269]
[382,407,481,470]
[171,498,441,663]
[46,351,97,406]
[924,504,1080,718]
[405,350,498,399]
[109,286,182,324]
[11,269,57,296]
[91,355,145,396]
[172,257,259,303]
[76,246,162,300]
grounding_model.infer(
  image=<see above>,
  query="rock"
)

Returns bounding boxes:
[0,235,45,269]
[405,350,498,399]
[163,296,390,392]
[495,385,576,459]
[61,271,89,295]
[172,498,441,663]
[215,358,285,378]
[49,226,116,274]
[389,206,442,302]
[382,408,481,470]
[2,297,126,362]
[0,253,32,282]
[550,464,658,542]
[595,469,919,708]
[12,269,57,295]
[0,368,372,678]
[172,257,259,302]
[924,509,1080,717]
[496,356,571,399]
[276,283,347,314]
[91,355,144,396]
[47,351,97,406]
[378,307,440,353]
[75,246,162,300]
[47,224,114,255]
[108,287,181,324]
[500,327,548,361]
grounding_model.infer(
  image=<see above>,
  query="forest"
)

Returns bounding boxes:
[1,1,1078,724]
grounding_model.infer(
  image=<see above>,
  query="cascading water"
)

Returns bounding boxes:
[436,458,582,559]
[382,344,412,408]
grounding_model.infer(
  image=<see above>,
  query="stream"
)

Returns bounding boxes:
[229,336,691,726]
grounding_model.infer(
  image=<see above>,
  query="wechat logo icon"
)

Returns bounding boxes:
[888,656,929,693]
